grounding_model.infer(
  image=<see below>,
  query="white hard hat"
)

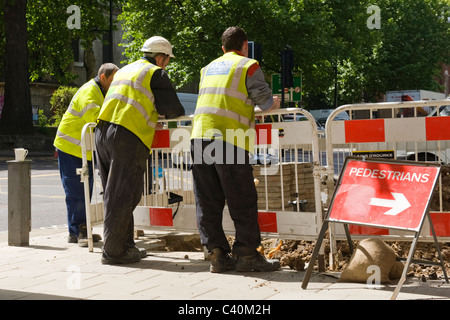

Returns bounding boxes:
[141,36,175,58]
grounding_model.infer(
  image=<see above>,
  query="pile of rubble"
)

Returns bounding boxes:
[144,231,450,280]
[260,238,450,281]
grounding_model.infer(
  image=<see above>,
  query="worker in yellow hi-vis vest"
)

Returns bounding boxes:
[191,27,281,273]
[95,36,185,265]
[54,63,118,247]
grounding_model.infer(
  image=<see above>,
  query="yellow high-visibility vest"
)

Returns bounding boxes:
[98,59,160,150]
[191,52,257,152]
[54,79,103,160]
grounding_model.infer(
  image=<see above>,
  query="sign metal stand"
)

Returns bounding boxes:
[301,156,449,300]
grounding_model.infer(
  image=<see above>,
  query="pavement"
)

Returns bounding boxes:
[1,154,449,304]
[0,226,449,302]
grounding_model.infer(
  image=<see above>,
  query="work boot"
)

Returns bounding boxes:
[236,252,280,272]
[77,224,102,247]
[67,234,78,243]
[68,232,101,245]
[129,245,147,258]
[127,239,147,258]
[101,249,141,265]
[209,248,236,273]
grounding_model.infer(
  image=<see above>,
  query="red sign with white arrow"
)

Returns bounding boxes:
[328,158,440,231]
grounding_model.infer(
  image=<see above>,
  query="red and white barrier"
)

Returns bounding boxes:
[81,108,326,251]
[325,100,450,241]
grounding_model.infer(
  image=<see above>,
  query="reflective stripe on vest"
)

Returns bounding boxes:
[99,60,159,149]
[56,130,81,147]
[53,79,103,160]
[104,93,157,129]
[194,106,252,128]
[67,102,99,118]
[192,52,257,152]
[198,56,253,105]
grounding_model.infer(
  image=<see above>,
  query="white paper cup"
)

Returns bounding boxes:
[14,148,28,161]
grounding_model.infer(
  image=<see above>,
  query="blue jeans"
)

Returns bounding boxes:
[57,149,93,236]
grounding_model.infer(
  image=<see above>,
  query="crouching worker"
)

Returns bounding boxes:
[54,63,118,247]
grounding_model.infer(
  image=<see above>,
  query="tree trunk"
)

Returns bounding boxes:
[84,43,96,81]
[0,0,33,134]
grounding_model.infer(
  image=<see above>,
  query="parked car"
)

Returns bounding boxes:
[176,93,197,116]
[309,109,350,127]
[428,104,450,117]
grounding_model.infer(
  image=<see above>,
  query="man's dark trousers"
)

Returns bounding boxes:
[95,120,149,258]
[191,139,261,257]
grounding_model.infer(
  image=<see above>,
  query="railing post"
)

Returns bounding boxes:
[7,160,31,246]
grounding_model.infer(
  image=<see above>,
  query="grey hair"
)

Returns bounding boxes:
[98,63,119,78]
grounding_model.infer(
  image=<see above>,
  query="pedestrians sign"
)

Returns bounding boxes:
[302,157,448,300]
[328,158,440,231]
[271,73,301,102]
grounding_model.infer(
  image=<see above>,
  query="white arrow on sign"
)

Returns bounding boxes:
[369,192,411,216]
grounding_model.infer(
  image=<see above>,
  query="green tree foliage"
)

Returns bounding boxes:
[0,1,117,84]
[373,0,450,93]
[49,86,78,126]
[1,0,448,116]
[26,0,113,84]
[0,0,119,134]
[119,0,449,107]
[26,1,76,84]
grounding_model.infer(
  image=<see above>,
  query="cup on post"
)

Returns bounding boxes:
[14,148,28,161]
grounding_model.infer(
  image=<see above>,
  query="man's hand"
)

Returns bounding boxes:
[156,115,165,129]
[254,96,281,113]
[269,96,281,111]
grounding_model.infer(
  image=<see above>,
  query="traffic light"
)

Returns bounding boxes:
[281,46,294,88]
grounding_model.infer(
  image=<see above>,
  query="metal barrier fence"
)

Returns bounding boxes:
[79,123,103,252]
[80,99,450,260]
[324,100,450,247]
[80,108,326,253]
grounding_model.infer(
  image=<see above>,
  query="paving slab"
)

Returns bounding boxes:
[0,227,448,303]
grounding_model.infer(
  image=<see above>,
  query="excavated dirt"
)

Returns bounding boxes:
[150,233,450,280]
[147,165,450,280]
[258,238,450,280]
